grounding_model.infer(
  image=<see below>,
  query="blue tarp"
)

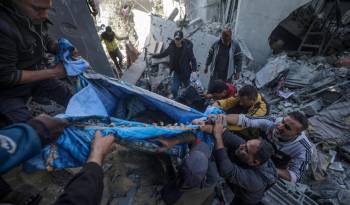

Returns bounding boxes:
[24,73,223,171]
[24,39,222,171]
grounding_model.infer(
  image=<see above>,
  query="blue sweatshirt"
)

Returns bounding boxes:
[0,123,41,174]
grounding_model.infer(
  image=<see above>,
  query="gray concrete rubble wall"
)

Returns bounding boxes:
[234,0,311,69]
[150,16,218,89]
[49,0,114,77]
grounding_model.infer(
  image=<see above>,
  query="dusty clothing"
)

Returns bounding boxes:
[0,1,56,88]
[101,31,120,53]
[212,42,230,80]
[0,1,72,123]
[54,162,104,205]
[217,94,268,137]
[214,130,277,205]
[153,39,197,83]
[206,39,242,83]
[237,115,313,183]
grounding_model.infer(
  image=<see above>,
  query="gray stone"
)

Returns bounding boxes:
[301,100,322,116]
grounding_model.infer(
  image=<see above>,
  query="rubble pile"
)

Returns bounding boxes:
[251,54,350,117]
[238,53,350,205]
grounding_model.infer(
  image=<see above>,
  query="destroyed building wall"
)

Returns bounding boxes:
[234,0,311,69]
[185,0,220,22]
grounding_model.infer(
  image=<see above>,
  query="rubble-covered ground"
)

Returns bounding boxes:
[4,1,350,205]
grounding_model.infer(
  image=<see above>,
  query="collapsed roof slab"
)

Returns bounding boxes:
[234,0,311,70]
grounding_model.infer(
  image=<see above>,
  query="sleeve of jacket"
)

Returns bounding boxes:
[0,123,41,174]
[44,33,58,54]
[287,145,311,183]
[233,41,242,73]
[152,45,171,59]
[248,94,268,117]
[189,46,197,71]
[214,148,265,192]
[54,162,104,205]
[205,42,215,66]
[217,96,239,111]
[0,31,22,87]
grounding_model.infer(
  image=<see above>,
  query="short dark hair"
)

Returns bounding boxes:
[208,80,227,94]
[238,85,258,100]
[288,111,309,131]
[106,26,112,32]
[254,139,274,164]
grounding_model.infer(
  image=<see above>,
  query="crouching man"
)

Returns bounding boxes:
[210,116,277,204]
[154,118,277,205]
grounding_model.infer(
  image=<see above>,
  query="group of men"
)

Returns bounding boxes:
[151,27,242,99]
[153,84,312,204]
[0,0,313,205]
[148,23,312,205]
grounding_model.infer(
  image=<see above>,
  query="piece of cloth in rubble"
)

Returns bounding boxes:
[56,38,90,76]
[205,39,242,82]
[237,114,313,183]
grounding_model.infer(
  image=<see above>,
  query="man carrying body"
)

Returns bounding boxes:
[154,121,277,205]
[198,112,312,183]
[152,30,197,98]
[204,28,242,88]
[0,0,72,123]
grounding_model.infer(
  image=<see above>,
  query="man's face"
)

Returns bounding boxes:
[175,37,183,47]
[15,0,52,24]
[221,31,232,46]
[235,139,261,166]
[212,90,227,100]
[239,96,256,108]
[275,116,302,140]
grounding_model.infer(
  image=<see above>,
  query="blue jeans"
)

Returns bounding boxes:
[171,73,189,98]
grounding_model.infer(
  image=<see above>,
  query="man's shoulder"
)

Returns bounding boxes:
[295,133,313,153]
[183,39,194,49]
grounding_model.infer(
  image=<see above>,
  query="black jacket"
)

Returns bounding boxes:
[0,1,56,88]
[153,39,197,82]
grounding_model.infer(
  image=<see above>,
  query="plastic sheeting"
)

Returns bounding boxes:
[24,72,222,171]
[56,38,90,76]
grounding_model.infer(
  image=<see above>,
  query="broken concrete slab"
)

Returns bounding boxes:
[121,54,146,84]
[301,99,322,117]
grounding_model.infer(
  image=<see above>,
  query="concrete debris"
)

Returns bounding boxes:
[329,162,345,172]
[262,179,317,205]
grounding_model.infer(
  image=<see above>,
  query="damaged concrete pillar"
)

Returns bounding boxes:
[234,0,311,69]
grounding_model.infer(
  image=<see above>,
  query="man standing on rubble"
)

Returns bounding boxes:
[0,0,72,123]
[196,112,312,183]
[101,26,126,77]
[152,30,197,98]
[204,28,242,88]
